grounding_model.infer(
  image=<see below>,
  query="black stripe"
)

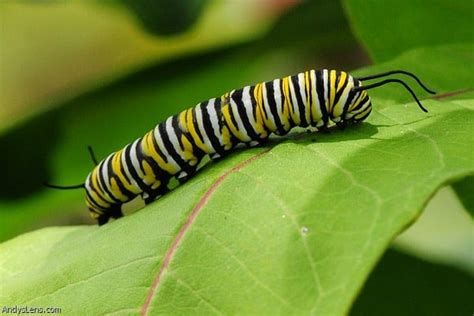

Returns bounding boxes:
[191,107,206,144]
[232,88,260,141]
[85,189,107,211]
[334,71,348,106]
[291,74,308,127]
[97,159,122,204]
[306,72,313,125]
[201,100,226,155]
[279,79,292,131]
[158,121,191,172]
[248,85,262,133]
[136,137,169,181]
[149,130,168,164]
[223,94,240,133]
[107,155,135,199]
[315,70,329,125]
[352,94,370,112]
[355,105,372,121]
[264,81,286,135]
[123,143,149,192]
[249,86,259,127]
[173,114,204,158]
[342,89,359,118]
[217,96,239,147]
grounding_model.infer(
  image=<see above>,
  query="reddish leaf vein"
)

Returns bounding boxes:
[140,149,271,315]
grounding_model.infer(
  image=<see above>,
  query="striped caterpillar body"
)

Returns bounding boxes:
[46,69,434,225]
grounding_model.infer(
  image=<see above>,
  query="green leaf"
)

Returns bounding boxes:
[351,249,474,316]
[121,0,208,36]
[343,0,474,62]
[393,187,474,274]
[1,45,473,315]
[0,1,280,133]
[452,176,474,217]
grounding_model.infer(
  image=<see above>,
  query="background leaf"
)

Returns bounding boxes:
[121,0,208,35]
[343,0,474,62]
[452,176,474,217]
[350,248,474,316]
[0,0,283,133]
[1,46,473,315]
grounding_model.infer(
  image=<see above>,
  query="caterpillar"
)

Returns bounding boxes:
[46,69,435,225]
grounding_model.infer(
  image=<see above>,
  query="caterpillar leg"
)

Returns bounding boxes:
[176,169,197,185]
[97,205,122,226]
[318,125,331,133]
[247,138,269,148]
[110,207,124,219]
[97,216,109,226]
[209,151,231,162]
[142,186,169,205]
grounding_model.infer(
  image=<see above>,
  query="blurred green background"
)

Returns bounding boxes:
[0,0,472,314]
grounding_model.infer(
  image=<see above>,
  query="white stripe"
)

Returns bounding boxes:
[101,155,114,197]
[273,79,284,123]
[311,70,323,123]
[298,72,310,123]
[207,98,225,146]
[322,69,329,112]
[153,125,181,172]
[289,76,301,121]
[195,104,214,151]
[242,86,258,131]
[230,89,251,141]
[85,174,92,192]
[165,117,185,158]
[262,83,277,131]
[334,76,354,119]
[131,139,145,181]
[121,143,141,191]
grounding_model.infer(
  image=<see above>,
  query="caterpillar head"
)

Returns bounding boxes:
[340,77,372,125]
[331,70,434,129]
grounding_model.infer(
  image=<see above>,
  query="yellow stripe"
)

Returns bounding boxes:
[337,72,347,92]
[141,159,161,188]
[91,168,114,203]
[280,77,291,130]
[110,177,128,202]
[253,104,268,138]
[349,91,368,112]
[178,110,188,133]
[304,72,312,124]
[354,104,371,119]
[142,132,177,174]
[221,98,246,141]
[250,84,268,137]
[329,70,337,112]
[287,76,300,125]
[180,134,199,165]
[186,109,210,152]
[332,72,348,118]
[309,71,320,122]
[111,150,140,194]
[221,126,233,150]
[85,199,104,218]
[89,175,111,207]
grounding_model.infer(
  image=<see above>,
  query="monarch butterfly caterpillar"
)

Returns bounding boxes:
[45,69,435,225]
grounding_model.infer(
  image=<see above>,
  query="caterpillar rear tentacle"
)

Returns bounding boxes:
[45,69,434,225]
